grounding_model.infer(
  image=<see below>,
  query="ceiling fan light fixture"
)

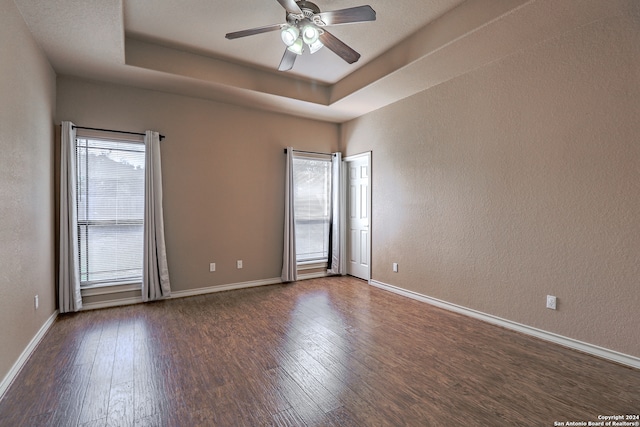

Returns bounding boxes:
[280,26,299,47]
[287,37,304,55]
[226,1,377,71]
[302,25,319,45]
[308,39,324,54]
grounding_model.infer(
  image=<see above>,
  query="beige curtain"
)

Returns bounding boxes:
[142,131,171,301]
[59,121,82,313]
[327,152,345,275]
[281,147,297,282]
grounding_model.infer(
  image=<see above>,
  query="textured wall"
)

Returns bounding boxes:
[0,0,57,382]
[56,77,338,298]
[342,8,640,357]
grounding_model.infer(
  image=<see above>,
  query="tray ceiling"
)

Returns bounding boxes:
[13,0,620,122]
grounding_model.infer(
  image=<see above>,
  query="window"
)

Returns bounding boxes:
[293,154,332,263]
[75,134,145,287]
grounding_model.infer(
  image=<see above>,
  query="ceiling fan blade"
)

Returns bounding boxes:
[319,30,361,64]
[278,49,298,71]
[316,5,376,26]
[276,0,303,15]
[226,23,284,40]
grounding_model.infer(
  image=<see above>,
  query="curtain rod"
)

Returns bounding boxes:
[283,148,333,156]
[72,125,165,141]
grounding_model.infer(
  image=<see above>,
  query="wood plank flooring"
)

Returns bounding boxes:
[0,276,638,426]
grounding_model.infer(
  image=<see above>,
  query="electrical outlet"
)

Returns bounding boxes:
[34,295,39,310]
[237,260,243,269]
[392,263,398,273]
[546,295,557,310]
[209,263,216,272]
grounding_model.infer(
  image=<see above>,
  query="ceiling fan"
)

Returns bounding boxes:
[225,0,376,71]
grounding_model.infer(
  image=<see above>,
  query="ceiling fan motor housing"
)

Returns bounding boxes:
[290,1,321,20]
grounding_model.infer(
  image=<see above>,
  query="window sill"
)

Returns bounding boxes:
[81,282,142,297]
[297,261,328,271]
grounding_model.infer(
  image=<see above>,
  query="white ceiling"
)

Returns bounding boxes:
[12,0,616,122]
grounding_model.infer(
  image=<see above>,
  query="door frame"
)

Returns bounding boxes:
[343,151,372,282]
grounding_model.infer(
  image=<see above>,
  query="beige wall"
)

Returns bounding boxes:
[0,0,57,382]
[56,77,338,297]
[342,9,640,357]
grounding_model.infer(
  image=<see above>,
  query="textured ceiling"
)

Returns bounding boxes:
[12,0,618,122]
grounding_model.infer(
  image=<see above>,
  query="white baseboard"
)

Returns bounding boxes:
[369,280,640,370]
[169,274,328,300]
[170,277,283,299]
[0,310,58,400]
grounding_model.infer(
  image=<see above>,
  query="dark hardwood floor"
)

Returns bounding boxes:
[0,276,638,426]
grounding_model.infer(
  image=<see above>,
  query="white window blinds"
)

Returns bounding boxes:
[76,136,145,286]
[293,154,332,262]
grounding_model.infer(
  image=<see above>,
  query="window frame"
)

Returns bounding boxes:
[74,129,146,290]
[291,151,332,266]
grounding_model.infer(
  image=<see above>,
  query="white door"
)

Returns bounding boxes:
[345,153,371,281]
